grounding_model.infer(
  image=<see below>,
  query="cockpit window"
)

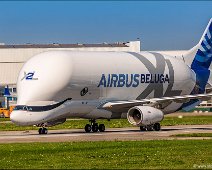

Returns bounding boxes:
[13,105,28,111]
[13,98,72,112]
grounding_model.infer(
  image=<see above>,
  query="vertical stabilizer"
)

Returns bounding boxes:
[185,18,212,93]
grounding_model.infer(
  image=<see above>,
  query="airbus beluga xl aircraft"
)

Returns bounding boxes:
[10,19,212,134]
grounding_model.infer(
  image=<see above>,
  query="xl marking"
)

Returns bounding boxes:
[21,72,38,81]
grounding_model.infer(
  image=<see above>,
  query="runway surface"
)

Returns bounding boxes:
[0,125,212,143]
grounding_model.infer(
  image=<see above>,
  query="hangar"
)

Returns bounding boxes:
[0,41,140,107]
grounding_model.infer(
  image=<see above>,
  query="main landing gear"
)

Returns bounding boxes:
[38,127,48,134]
[84,119,105,133]
[140,123,161,131]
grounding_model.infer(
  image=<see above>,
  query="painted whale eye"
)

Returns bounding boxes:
[80,87,88,96]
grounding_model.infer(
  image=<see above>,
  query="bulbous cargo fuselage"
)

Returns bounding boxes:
[10,51,196,125]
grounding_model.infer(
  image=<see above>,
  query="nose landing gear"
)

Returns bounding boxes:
[37,123,48,134]
[38,127,48,134]
[84,119,105,133]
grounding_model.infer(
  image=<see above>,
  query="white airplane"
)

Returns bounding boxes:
[10,19,212,134]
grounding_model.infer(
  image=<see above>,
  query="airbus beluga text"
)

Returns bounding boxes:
[11,19,212,134]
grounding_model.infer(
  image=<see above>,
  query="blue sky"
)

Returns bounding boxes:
[0,1,211,50]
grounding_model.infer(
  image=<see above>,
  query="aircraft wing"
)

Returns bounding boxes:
[98,93,212,112]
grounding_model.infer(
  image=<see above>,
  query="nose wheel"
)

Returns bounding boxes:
[84,119,105,133]
[38,127,48,134]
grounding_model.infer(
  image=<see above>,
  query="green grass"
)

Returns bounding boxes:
[0,118,10,121]
[0,116,212,131]
[161,116,212,126]
[173,133,212,137]
[0,140,211,169]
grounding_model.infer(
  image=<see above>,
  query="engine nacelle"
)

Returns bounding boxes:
[127,106,164,126]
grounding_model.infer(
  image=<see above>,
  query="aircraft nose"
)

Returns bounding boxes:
[10,111,25,125]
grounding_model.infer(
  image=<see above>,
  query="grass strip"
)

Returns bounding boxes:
[172,133,212,137]
[0,140,212,169]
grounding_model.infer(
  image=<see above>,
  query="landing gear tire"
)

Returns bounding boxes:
[147,125,153,131]
[99,124,105,132]
[38,128,42,134]
[85,124,92,133]
[92,123,99,132]
[42,128,48,134]
[140,126,146,131]
[153,123,161,131]
[84,119,106,133]
[38,127,48,134]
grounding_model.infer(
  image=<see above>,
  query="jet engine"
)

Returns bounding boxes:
[127,106,164,126]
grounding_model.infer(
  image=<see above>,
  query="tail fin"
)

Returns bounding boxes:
[191,18,212,70]
[189,18,212,93]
